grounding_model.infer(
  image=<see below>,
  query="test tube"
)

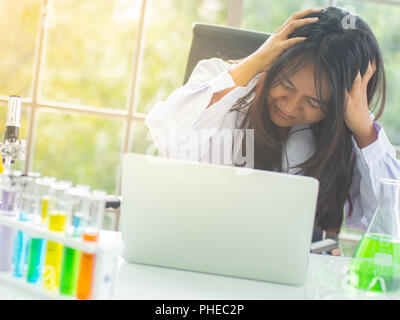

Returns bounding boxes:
[28,172,41,180]
[59,187,91,295]
[76,184,90,192]
[76,190,107,300]
[26,177,56,283]
[43,181,71,291]
[0,172,21,271]
[12,175,34,278]
[40,177,58,224]
[23,173,41,266]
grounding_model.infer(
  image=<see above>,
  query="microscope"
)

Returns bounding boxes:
[0,96,26,172]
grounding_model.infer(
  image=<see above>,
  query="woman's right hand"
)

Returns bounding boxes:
[251,7,323,73]
[229,7,322,89]
[210,8,323,107]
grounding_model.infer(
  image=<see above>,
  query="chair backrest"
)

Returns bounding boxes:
[183,23,270,84]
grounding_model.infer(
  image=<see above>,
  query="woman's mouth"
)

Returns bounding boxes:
[275,105,296,121]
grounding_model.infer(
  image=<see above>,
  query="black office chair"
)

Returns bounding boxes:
[182,23,339,253]
[183,23,269,85]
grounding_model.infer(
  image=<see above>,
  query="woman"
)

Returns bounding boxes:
[145,7,400,246]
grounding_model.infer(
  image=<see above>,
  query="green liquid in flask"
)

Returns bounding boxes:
[348,233,400,292]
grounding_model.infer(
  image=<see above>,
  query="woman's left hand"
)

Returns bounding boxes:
[330,247,343,256]
[344,61,378,148]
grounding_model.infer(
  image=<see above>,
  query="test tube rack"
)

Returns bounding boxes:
[0,214,123,300]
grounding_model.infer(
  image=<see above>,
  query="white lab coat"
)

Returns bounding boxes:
[145,58,400,231]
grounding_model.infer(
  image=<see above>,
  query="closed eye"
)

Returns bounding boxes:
[273,75,328,110]
[281,83,293,91]
[307,100,321,110]
[307,97,327,110]
[282,80,295,90]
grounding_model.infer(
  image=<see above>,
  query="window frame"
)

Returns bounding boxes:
[0,0,398,195]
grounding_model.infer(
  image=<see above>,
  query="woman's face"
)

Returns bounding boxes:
[267,63,331,128]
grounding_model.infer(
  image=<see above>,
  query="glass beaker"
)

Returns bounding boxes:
[348,179,400,293]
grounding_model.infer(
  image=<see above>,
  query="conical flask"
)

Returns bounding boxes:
[348,179,400,293]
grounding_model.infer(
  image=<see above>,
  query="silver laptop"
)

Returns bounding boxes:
[120,152,319,286]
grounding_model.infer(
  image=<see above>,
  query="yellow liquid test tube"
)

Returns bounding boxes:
[43,211,67,291]
[41,196,55,224]
[0,152,4,174]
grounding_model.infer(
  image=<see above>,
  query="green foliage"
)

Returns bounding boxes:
[33,111,123,193]
[41,0,137,109]
[0,0,227,194]
[135,0,227,114]
[0,0,41,97]
[243,0,325,33]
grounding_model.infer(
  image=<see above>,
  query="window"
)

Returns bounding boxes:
[334,0,400,146]
[135,0,227,114]
[33,110,123,192]
[0,0,227,194]
[242,0,326,33]
[1,0,399,198]
[40,0,138,109]
[0,0,42,97]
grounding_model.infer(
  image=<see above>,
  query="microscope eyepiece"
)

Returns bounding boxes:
[5,95,21,143]
[6,95,22,128]
[0,95,26,166]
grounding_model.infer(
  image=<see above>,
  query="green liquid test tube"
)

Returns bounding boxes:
[59,188,91,296]
[26,177,56,283]
[59,247,81,295]
[26,238,46,283]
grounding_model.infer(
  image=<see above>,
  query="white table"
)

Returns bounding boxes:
[113,253,349,300]
[0,247,397,300]
[0,253,337,300]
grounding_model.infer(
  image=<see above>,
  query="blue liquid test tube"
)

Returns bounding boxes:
[12,176,35,278]
[12,212,30,277]
[22,173,39,267]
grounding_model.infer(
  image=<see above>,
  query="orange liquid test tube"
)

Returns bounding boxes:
[76,232,99,300]
[76,189,107,300]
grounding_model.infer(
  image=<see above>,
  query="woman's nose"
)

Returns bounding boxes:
[280,96,301,116]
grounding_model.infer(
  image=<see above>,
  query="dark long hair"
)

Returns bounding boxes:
[232,6,386,234]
